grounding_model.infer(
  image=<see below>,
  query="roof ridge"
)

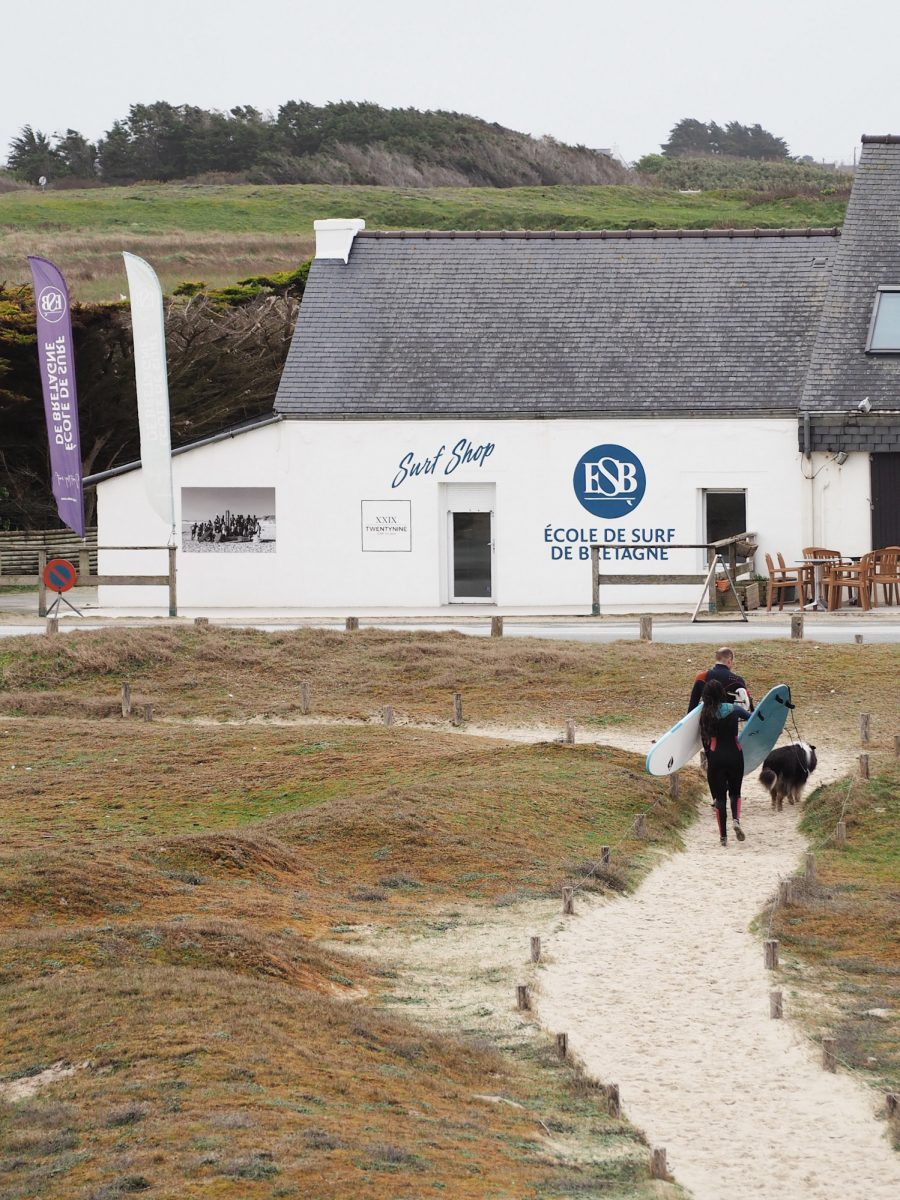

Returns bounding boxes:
[860,134,900,144]
[356,227,841,241]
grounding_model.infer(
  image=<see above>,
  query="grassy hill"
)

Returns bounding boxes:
[0,181,849,303]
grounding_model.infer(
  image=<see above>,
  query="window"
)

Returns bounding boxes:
[866,287,900,352]
[704,489,747,546]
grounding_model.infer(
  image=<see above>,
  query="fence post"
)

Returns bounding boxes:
[565,719,575,745]
[530,936,541,963]
[516,985,530,1011]
[668,773,679,799]
[835,820,847,847]
[143,704,153,722]
[791,614,804,640]
[121,682,132,718]
[300,682,311,715]
[562,887,574,915]
[606,1084,620,1118]
[639,615,653,642]
[764,939,779,969]
[591,545,600,616]
[46,617,58,635]
[345,616,359,631]
[770,990,783,1019]
[38,549,47,617]
[650,1148,667,1180]
[168,546,177,617]
[382,705,394,726]
[854,633,864,645]
[860,714,870,744]
[634,814,646,839]
[858,754,869,780]
[490,616,503,637]
[556,1032,568,1059]
[78,548,90,582]
[452,692,463,726]
[805,853,816,886]
[822,1038,836,1072]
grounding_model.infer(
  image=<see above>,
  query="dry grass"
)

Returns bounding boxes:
[1,627,897,749]
[769,761,899,1110]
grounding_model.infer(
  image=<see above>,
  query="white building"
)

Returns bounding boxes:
[91,137,900,615]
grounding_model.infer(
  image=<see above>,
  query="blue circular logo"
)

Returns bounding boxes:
[573,444,646,518]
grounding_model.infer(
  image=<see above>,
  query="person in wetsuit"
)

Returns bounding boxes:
[688,646,753,713]
[699,678,752,847]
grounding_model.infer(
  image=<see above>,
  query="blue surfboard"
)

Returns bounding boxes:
[738,684,792,773]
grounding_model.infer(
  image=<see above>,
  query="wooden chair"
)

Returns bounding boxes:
[802,547,844,608]
[869,547,900,606]
[764,553,802,612]
[826,552,873,611]
[777,553,809,605]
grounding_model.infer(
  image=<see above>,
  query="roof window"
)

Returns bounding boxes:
[866,287,900,352]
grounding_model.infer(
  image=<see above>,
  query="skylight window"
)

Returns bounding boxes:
[867,287,900,352]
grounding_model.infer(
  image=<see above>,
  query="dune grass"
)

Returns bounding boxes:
[768,761,900,1110]
[0,180,847,302]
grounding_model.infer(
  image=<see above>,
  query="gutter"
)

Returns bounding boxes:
[84,414,283,486]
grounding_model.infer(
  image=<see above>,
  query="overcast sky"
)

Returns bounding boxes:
[3,0,898,167]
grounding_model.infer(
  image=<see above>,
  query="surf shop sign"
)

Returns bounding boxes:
[545,443,674,561]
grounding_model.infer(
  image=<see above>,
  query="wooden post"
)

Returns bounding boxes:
[78,548,90,582]
[299,681,311,715]
[854,633,864,645]
[650,1148,667,1180]
[452,692,463,726]
[591,545,600,616]
[530,936,541,963]
[193,616,209,627]
[168,546,177,618]
[805,853,816,886]
[770,990,783,1019]
[556,1032,568,1060]
[778,879,792,907]
[634,813,646,839]
[562,887,575,915]
[516,985,530,1011]
[382,705,394,726]
[600,846,610,867]
[764,939,779,969]
[895,735,900,758]
[668,772,680,799]
[791,614,803,640]
[345,616,359,631]
[121,682,132,718]
[37,549,47,618]
[835,820,847,847]
[860,714,870,744]
[46,616,58,635]
[639,615,652,642]
[490,615,503,638]
[606,1084,620,1118]
[565,719,575,745]
[886,1092,899,1118]
[822,1038,836,1072]
[143,704,153,722]
[858,754,869,779]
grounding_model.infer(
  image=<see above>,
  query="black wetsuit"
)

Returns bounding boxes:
[703,702,752,839]
[688,663,752,713]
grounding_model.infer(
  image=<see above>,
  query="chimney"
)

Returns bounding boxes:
[314,218,365,263]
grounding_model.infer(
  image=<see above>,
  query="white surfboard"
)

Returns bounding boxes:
[646,705,702,776]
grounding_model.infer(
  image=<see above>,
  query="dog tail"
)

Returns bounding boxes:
[759,767,777,789]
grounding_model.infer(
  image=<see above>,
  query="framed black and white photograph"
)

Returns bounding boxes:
[181,487,276,553]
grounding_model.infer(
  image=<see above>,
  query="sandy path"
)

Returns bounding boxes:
[536,746,900,1200]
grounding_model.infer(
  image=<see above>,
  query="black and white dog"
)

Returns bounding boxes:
[759,742,817,811]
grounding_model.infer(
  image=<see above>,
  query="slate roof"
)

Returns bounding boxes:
[800,137,900,449]
[274,228,839,420]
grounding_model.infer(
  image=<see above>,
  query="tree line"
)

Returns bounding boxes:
[4,101,628,189]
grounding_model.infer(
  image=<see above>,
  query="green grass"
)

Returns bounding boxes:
[0,181,848,301]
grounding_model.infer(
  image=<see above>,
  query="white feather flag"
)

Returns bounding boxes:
[123,252,174,530]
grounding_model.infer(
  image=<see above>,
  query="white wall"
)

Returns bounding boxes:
[97,418,871,613]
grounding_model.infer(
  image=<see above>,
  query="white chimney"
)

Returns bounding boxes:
[314,218,366,263]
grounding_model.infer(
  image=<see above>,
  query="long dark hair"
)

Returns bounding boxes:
[699,678,727,746]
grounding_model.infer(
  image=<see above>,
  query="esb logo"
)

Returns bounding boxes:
[572,444,646,518]
[38,285,67,323]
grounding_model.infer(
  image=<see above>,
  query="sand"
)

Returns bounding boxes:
[536,745,900,1200]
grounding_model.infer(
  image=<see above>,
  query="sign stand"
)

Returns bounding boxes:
[42,557,84,618]
[690,554,747,624]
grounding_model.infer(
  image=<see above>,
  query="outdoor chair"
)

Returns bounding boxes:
[825,552,873,611]
[764,553,802,612]
[802,547,845,608]
[869,547,900,606]
[777,552,810,605]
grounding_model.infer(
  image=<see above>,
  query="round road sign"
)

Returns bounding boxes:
[43,558,78,593]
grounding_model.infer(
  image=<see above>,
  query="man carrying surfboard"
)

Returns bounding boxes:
[688,647,753,713]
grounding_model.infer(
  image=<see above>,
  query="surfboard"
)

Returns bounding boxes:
[646,705,702,776]
[738,684,792,773]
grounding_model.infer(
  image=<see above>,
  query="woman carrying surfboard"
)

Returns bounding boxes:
[699,679,752,847]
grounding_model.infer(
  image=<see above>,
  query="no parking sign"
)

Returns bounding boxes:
[43,558,78,593]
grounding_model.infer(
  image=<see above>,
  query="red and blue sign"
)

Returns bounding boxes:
[43,558,78,593]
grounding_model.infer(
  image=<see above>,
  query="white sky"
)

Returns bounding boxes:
[3,0,899,167]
